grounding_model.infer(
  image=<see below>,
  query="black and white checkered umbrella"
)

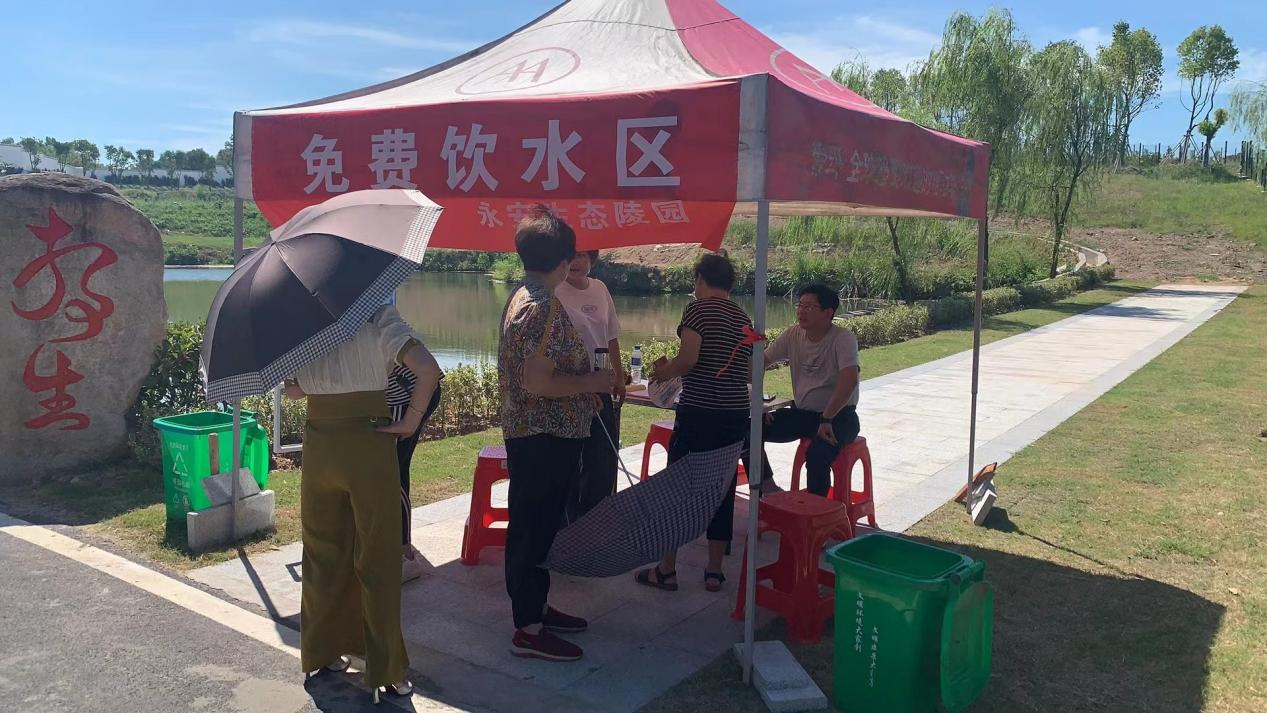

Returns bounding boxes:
[545,442,744,578]
[201,190,442,402]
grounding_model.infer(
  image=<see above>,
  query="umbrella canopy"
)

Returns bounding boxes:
[232,0,990,252]
[545,442,743,577]
[201,189,442,401]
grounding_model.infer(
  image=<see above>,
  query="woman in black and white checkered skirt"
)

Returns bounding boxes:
[388,362,443,583]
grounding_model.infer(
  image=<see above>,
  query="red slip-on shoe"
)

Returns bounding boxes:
[510,629,583,662]
[542,606,588,633]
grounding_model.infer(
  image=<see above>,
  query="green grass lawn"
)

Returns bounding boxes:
[0,280,1150,571]
[644,285,1266,713]
[163,232,262,251]
[1077,173,1267,251]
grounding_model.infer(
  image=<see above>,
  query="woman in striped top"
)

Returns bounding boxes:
[636,253,752,594]
[387,362,442,583]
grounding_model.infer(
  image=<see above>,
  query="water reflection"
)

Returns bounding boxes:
[165,270,796,370]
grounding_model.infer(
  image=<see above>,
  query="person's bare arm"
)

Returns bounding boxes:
[524,355,613,398]
[815,366,860,445]
[650,328,701,382]
[378,342,444,437]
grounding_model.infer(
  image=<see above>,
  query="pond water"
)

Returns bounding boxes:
[164,268,797,371]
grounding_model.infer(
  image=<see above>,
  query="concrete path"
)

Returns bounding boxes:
[189,283,1244,713]
[0,516,384,712]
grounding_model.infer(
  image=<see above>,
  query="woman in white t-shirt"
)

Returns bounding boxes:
[553,250,625,520]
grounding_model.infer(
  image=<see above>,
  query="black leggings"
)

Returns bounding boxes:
[668,407,749,543]
[394,385,442,547]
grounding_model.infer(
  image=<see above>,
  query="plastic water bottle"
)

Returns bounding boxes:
[630,345,643,383]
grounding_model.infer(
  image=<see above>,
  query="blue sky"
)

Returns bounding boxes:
[2,0,1263,153]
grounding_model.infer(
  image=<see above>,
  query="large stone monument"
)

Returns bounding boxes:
[0,174,166,480]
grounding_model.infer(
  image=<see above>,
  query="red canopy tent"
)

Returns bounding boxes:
[231,0,992,682]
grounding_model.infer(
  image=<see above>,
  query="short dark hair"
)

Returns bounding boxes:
[514,205,576,273]
[797,284,840,315]
[693,253,736,292]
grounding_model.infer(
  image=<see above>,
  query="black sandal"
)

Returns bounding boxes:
[634,566,679,591]
[704,571,726,592]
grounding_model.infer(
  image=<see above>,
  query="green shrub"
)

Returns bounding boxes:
[128,321,207,465]
[981,286,1023,316]
[1156,162,1239,183]
[432,362,500,437]
[240,392,307,448]
[842,304,930,348]
[726,220,757,247]
[165,242,232,265]
[490,255,524,283]
[927,295,974,327]
[422,249,498,273]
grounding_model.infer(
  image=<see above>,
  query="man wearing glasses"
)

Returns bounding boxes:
[753,284,861,496]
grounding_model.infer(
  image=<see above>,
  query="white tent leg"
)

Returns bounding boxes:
[233,198,244,264]
[967,218,987,506]
[742,199,770,684]
[231,401,242,541]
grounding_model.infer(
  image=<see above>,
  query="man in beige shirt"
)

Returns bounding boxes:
[754,284,861,496]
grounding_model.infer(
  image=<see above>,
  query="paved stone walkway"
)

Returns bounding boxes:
[189,284,1243,713]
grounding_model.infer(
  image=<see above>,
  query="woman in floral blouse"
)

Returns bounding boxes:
[497,206,614,663]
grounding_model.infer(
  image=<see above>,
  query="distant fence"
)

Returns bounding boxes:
[1242,141,1267,191]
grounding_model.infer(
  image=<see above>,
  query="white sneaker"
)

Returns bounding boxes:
[402,554,425,584]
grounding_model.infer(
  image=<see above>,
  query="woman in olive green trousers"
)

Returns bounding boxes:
[287,305,441,703]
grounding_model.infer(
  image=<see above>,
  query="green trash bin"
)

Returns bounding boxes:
[827,533,993,713]
[152,411,270,521]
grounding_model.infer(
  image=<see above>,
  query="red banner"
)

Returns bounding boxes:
[249,82,742,251]
[765,80,990,219]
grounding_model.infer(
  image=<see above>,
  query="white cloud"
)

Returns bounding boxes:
[1071,26,1111,53]
[766,15,941,76]
[1235,48,1267,85]
[852,16,941,48]
[247,20,472,54]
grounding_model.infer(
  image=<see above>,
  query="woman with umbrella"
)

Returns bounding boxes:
[285,305,441,700]
[201,189,445,702]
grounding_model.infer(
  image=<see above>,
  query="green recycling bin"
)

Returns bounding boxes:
[827,533,992,713]
[152,411,270,521]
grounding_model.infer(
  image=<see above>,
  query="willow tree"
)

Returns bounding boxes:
[831,58,923,301]
[914,9,1032,217]
[1231,81,1267,145]
[1022,41,1114,277]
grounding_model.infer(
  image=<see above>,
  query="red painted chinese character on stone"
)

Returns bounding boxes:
[21,345,88,431]
[11,207,118,429]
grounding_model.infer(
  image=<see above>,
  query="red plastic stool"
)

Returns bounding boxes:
[790,436,877,529]
[460,446,510,566]
[641,419,748,484]
[731,491,854,642]
[640,420,676,481]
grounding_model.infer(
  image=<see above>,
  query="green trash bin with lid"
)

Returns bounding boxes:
[827,532,992,713]
[152,411,270,521]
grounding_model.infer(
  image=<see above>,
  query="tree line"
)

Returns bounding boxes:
[832,13,1255,279]
[2,135,234,185]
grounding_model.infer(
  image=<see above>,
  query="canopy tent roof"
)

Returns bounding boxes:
[235,0,990,251]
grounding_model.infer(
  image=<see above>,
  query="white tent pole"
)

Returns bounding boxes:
[231,400,242,542]
[742,199,770,683]
[967,217,987,503]
[233,198,244,264]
